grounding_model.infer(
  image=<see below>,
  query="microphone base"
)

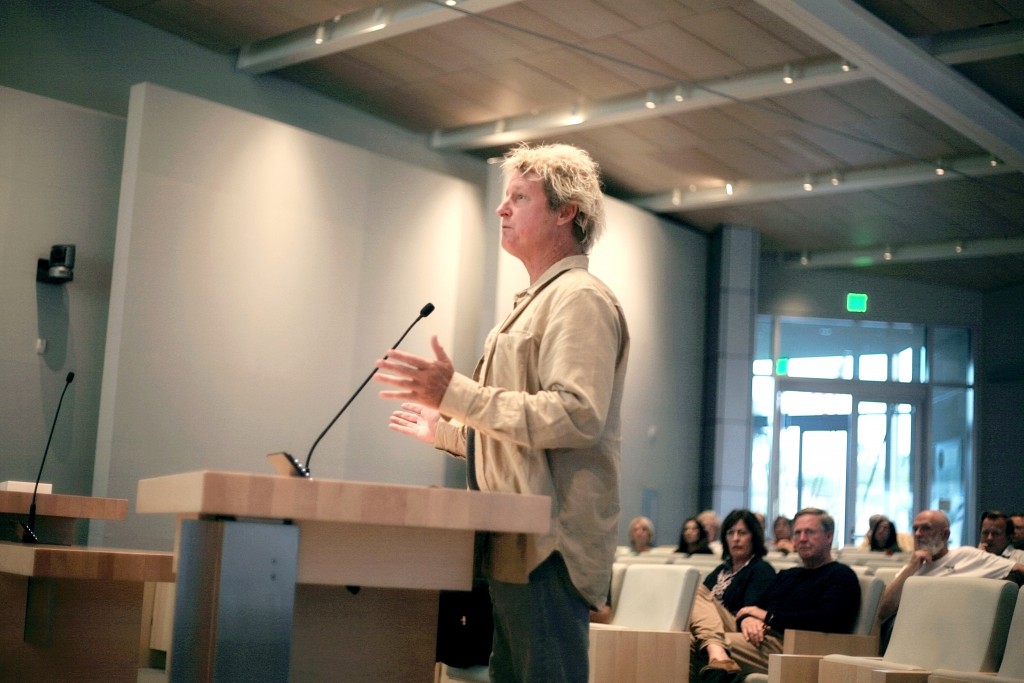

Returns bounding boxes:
[18,522,40,544]
[266,452,312,478]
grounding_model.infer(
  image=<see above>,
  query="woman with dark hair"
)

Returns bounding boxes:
[704,510,777,613]
[868,515,903,555]
[689,509,778,677]
[676,517,713,555]
[770,515,795,554]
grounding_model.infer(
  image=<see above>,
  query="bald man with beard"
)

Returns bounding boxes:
[879,509,1024,627]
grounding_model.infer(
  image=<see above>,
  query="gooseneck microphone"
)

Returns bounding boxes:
[21,371,75,544]
[299,303,435,477]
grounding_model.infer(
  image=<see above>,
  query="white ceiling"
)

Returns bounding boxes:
[91,0,1024,291]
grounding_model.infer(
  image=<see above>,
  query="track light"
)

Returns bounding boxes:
[800,252,809,266]
[566,103,584,126]
[954,241,963,254]
[314,23,325,45]
[840,60,852,72]
[671,189,681,206]
[883,246,893,261]
[802,175,813,192]
[782,65,794,85]
[365,6,388,33]
[644,91,657,109]
[935,160,945,176]
[672,85,686,103]
[725,182,734,196]
[830,172,841,186]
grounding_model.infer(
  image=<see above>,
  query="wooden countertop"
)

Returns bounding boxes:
[0,541,174,582]
[137,470,550,535]
[0,491,128,521]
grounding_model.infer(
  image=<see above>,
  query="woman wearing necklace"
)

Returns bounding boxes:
[689,509,777,679]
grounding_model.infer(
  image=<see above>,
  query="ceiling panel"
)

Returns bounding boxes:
[87,0,1024,292]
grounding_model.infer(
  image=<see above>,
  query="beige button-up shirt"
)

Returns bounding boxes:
[436,255,629,608]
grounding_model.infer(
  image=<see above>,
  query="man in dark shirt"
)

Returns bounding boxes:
[690,507,861,681]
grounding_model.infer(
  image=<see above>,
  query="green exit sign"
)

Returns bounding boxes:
[847,292,868,313]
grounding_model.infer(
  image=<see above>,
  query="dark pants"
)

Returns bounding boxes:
[487,553,590,683]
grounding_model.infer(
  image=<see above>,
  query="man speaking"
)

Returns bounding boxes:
[374,142,629,683]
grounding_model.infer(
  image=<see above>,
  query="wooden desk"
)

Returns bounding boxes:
[137,470,551,683]
[0,542,175,682]
[0,490,128,544]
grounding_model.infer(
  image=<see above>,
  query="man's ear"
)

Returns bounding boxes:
[557,202,579,226]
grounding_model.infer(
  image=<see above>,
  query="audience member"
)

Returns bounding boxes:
[701,510,777,616]
[628,516,655,554]
[866,515,909,555]
[978,510,1024,562]
[878,509,1024,623]
[689,508,860,681]
[677,517,714,556]
[698,509,724,556]
[769,515,794,554]
[1011,512,1024,550]
[857,514,909,552]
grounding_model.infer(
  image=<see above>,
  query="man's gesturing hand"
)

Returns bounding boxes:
[374,335,454,410]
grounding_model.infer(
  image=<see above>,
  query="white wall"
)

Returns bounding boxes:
[91,84,489,549]
[0,87,124,533]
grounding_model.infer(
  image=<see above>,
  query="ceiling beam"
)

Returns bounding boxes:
[429,20,1024,151]
[631,155,1010,212]
[237,0,520,75]
[917,20,1024,64]
[757,0,1024,173]
[788,236,1024,269]
[431,56,861,150]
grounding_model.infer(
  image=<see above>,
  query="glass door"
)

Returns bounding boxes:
[773,382,923,547]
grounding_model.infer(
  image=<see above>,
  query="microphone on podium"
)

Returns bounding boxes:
[20,371,75,544]
[267,303,435,478]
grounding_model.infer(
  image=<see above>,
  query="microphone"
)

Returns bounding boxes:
[20,371,75,544]
[268,303,435,478]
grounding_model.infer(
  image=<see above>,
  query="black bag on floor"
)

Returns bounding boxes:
[436,578,493,668]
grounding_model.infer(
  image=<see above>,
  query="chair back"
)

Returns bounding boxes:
[854,575,885,635]
[608,562,628,613]
[610,564,700,632]
[996,586,1024,676]
[616,553,671,565]
[884,576,1017,672]
[873,566,901,585]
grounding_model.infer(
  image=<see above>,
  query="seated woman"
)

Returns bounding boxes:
[628,515,655,554]
[863,514,911,554]
[676,517,714,556]
[689,509,778,678]
[769,515,794,554]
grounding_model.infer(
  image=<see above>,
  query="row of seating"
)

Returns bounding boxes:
[762,576,1024,683]
[440,560,883,683]
[440,561,1024,683]
[616,549,908,584]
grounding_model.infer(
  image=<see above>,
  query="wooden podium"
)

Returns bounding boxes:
[0,492,174,682]
[0,489,128,544]
[137,470,551,682]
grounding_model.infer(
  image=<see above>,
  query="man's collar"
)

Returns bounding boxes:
[514,254,589,307]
